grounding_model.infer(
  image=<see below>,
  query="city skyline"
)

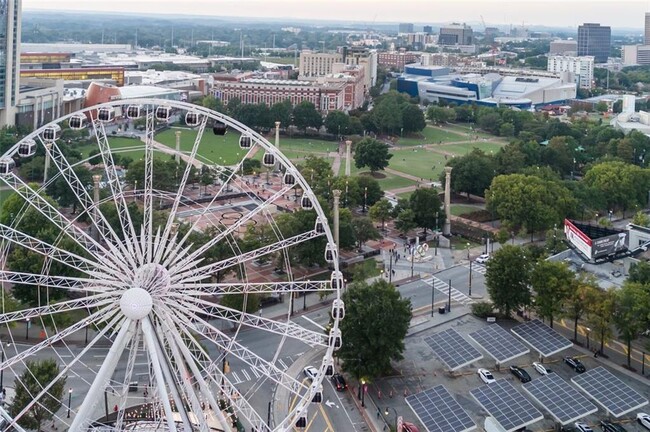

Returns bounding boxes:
[20,0,650,30]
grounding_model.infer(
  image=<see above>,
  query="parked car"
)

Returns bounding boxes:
[331,373,347,391]
[532,362,551,375]
[303,366,318,381]
[559,426,578,432]
[564,356,586,373]
[600,420,627,432]
[574,422,593,432]
[637,413,650,430]
[509,365,531,383]
[475,254,490,264]
[477,368,496,384]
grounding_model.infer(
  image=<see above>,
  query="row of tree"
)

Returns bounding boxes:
[485,245,650,367]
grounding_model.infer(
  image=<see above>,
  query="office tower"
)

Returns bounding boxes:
[439,23,474,46]
[0,0,20,127]
[646,13,650,44]
[547,55,594,89]
[577,23,611,63]
[398,23,414,34]
[423,25,433,35]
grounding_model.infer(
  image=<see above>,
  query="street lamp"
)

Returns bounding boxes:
[384,407,398,431]
[363,187,368,213]
[67,388,73,418]
[585,327,591,349]
[467,243,472,297]
[435,212,439,256]
[345,180,349,207]
[25,318,30,341]
[360,379,366,407]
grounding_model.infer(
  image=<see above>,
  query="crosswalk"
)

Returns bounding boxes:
[423,276,474,305]
[422,276,473,305]
[229,354,299,385]
[464,263,487,275]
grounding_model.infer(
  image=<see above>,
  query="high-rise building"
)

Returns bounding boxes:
[439,23,473,46]
[549,40,578,56]
[423,25,433,35]
[577,23,611,63]
[398,23,414,34]
[622,44,650,65]
[547,55,594,89]
[0,0,21,127]
[646,13,650,45]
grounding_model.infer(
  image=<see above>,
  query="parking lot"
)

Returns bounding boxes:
[371,314,650,432]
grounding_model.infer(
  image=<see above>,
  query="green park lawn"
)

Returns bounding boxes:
[437,141,505,157]
[76,136,147,162]
[451,204,484,216]
[348,163,416,190]
[388,148,447,181]
[396,126,465,146]
[277,138,338,154]
[0,188,13,203]
[444,123,497,139]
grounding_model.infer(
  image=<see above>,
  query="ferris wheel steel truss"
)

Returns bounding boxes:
[0,99,343,431]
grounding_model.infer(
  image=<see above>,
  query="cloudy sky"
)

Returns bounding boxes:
[21,0,650,29]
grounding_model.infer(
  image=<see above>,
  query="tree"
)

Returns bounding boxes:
[409,188,444,235]
[629,261,650,285]
[324,110,350,136]
[426,106,455,124]
[441,149,496,198]
[242,158,262,175]
[11,359,66,431]
[486,174,576,239]
[563,274,599,343]
[338,279,412,380]
[614,282,650,368]
[394,209,416,237]
[499,122,515,137]
[292,101,322,131]
[583,161,650,212]
[530,261,574,328]
[200,95,224,112]
[369,199,393,231]
[355,175,383,207]
[353,138,392,173]
[371,92,404,134]
[485,245,532,317]
[220,293,261,314]
[199,165,215,194]
[270,99,293,127]
[595,101,608,113]
[585,287,616,355]
[351,217,381,251]
[401,104,426,133]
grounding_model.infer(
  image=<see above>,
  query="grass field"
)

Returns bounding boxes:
[0,188,13,203]
[76,137,147,162]
[389,148,447,181]
[451,204,484,216]
[258,56,297,65]
[278,138,338,154]
[155,128,245,165]
[348,163,417,190]
[444,123,497,139]
[437,142,505,156]
[396,126,465,146]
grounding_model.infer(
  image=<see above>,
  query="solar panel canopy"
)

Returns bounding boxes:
[468,324,529,364]
[572,366,649,417]
[523,373,597,425]
[405,385,477,432]
[470,379,543,432]
[424,328,483,370]
[511,319,572,357]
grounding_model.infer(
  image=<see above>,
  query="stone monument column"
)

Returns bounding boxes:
[175,130,181,163]
[443,166,452,236]
[333,190,341,249]
[345,140,352,176]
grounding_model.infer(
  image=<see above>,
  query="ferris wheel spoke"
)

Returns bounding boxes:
[42,139,137,269]
[172,230,324,284]
[176,297,328,347]
[114,322,142,431]
[0,294,116,326]
[143,109,155,263]
[0,173,132,275]
[160,309,262,430]
[0,270,120,293]
[176,310,306,396]
[4,312,124,431]
[174,280,332,296]
[140,318,179,432]
[90,118,142,266]
[163,184,293,270]
[0,224,124,281]
[155,116,208,265]
[68,318,135,431]
[154,315,210,432]
[1,305,118,373]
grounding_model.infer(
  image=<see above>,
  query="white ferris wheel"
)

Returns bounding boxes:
[0,99,344,431]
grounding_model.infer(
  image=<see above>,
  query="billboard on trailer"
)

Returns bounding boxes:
[564,219,592,259]
[592,232,628,259]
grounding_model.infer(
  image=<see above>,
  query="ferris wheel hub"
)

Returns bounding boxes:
[133,263,171,294]
[120,287,153,320]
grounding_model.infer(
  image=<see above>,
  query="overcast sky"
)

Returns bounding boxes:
[21,0,650,30]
